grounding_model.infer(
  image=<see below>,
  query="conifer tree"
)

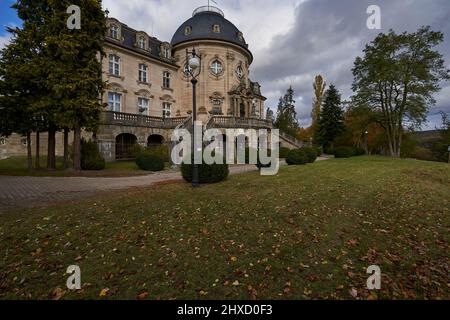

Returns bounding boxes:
[316,84,345,148]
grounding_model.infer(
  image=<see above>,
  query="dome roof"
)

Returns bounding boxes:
[171,6,252,59]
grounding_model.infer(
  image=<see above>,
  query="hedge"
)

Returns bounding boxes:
[135,153,165,172]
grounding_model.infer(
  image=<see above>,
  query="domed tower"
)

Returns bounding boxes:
[171,6,266,121]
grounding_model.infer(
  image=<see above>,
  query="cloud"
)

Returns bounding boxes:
[102,0,450,128]
[0,34,11,49]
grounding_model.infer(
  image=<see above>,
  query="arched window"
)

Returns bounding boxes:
[109,54,120,76]
[184,26,192,35]
[163,71,171,88]
[138,36,146,49]
[210,60,223,75]
[110,25,119,39]
[213,24,221,33]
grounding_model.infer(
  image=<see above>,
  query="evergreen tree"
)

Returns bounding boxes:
[316,84,345,148]
[0,0,106,171]
[274,86,299,138]
[43,0,106,170]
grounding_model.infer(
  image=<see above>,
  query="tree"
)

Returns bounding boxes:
[1,0,106,171]
[352,26,450,157]
[0,1,49,171]
[316,84,345,149]
[431,112,450,162]
[311,75,326,137]
[274,86,299,138]
[42,0,106,170]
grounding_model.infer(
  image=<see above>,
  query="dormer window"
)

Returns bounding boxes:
[213,24,221,33]
[138,36,146,50]
[237,32,244,42]
[184,26,192,35]
[110,25,119,39]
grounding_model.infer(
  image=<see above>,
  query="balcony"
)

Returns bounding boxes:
[207,116,273,130]
[100,111,188,129]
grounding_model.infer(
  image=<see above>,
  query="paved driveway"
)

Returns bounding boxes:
[0,157,332,211]
[0,165,259,211]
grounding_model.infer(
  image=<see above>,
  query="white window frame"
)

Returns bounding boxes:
[109,54,120,76]
[163,47,171,59]
[110,25,119,39]
[163,71,171,88]
[211,60,223,75]
[138,97,150,115]
[139,64,148,83]
[108,92,122,112]
[138,36,146,50]
[162,102,171,118]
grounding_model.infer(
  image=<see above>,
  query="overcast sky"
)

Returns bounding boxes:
[1,0,449,129]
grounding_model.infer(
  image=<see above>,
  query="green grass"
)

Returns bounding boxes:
[0,156,448,300]
[0,156,153,177]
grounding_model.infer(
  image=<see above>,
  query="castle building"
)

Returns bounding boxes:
[0,6,302,161]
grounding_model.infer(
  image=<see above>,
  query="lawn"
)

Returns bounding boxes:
[0,156,153,177]
[0,156,448,300]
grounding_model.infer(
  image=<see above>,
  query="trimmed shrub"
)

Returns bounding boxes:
[302,147,318,163]
[286,149,309,165]
[324,147,335,155]
[81,139,105,171]
[147,144,170,163]
[279,147,291,159]
[181,157,229,184]
[334,146,356,158]
[135,153,165,172]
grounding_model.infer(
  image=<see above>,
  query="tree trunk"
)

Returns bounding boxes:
[26,132,33,172]
[35,130,40,169]
[63,128,69,170]
[47,124,56,170]
[73,126,82,171]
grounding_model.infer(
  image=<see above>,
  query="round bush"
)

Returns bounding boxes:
[286,149,309,165]
[181,160,229,184]
[334,146,356,158]
[135,153,165,172]
[81,139,105,171]
[302,147,318,163]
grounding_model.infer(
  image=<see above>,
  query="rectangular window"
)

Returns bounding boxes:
[162,102,171,118]
[110,25,119,39]
[109,54,120,76]
[108,92,122,112]
[139,64,148,83]
[163,71,171,88]
[138,97,149,115]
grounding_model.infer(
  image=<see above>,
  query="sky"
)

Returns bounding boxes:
[1,0,449,130]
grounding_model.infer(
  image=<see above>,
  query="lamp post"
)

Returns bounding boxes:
[186,48,201,187]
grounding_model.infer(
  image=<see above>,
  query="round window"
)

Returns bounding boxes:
[210,60,223,75]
